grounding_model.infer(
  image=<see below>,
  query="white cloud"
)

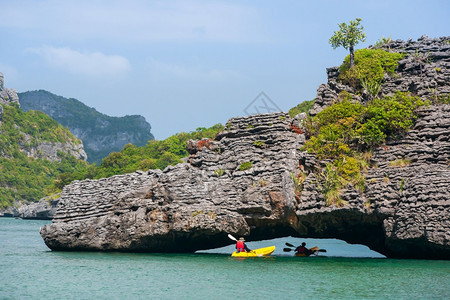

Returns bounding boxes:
[0,0,261,43]
[27,46,131,78]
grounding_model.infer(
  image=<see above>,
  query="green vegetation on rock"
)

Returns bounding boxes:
[288,99,314,117]
[54,124,224,185]
[303,91,427,207]
[0,102,223,208]
[0,103,80,157]
[239,161,253,171]
[19,90,155,164]
[0,103,90,208]
[338,48,404,90]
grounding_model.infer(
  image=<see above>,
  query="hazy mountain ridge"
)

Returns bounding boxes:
[19,90,155,164]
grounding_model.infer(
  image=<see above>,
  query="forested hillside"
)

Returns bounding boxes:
[0,103,89,208]
[0,100,222,209]
[54,124,224,187]
[19,90,155,164]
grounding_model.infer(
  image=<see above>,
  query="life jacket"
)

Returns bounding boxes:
[236,241,245,252]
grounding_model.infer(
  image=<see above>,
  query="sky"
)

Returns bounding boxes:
[1,0,449,139]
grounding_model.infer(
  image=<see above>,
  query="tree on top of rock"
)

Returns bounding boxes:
[329,18,366,69]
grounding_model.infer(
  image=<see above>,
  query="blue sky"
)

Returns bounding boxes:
[1,0,449,139]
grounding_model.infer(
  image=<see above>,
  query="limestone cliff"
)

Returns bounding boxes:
[19,90,154,164]
[312,35,450,115]
[40,36,449,259]
[0,74,87,162]
[0,72,20,127]
[0,72,20,108]
[41,113,301,252]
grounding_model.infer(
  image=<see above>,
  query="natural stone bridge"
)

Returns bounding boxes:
[40,36,450,259]
[41,109,450,259]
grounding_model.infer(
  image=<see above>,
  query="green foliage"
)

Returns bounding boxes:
[399,178,405,192]
[361,79,381,99]
[317,156,366,207]
[214,168,225,177]
[338,49,404,89]
[239,161,253,171]
[253,140,266,148]
[0,104,90,208]
[288,99,314,117]
[389,158,412,168]
[0,104,80,158]
[92,124,224,178]
[358,92,427,145]
[290,172,306,198]
[304,94,365,159]
[305,91,426,155]
[19,90,155,164]
[303,92,427,207]
[429,92,450,104]
[329,18,366,51]
[329,18,366,68]
[373,36,392,49]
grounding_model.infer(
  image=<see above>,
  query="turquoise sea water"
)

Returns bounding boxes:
[1,218,449,299]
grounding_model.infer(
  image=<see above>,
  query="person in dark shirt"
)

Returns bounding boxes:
[295,242,311,255]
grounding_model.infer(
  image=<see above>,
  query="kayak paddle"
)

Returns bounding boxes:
[228,234,238,242]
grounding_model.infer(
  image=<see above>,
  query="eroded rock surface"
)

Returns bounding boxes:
[40,37,450,259]
[41,113,302,252]
[40,108,450,259]
[296,105,450,259]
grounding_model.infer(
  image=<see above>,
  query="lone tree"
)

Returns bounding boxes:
[329,18,366,69]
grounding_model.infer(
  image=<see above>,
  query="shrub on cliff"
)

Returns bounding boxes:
[338,48,404,89]
[305,91,426,156]
[358,92,427,146]
[303,91,427,206]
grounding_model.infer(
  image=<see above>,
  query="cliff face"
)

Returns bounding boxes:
[41,113,301,252]
[296,35,450,259]
[0,72,20,108]
[19,90,154,164]
[40,37,450,259]
[0,74,87,162]
[297,104,450,259]
[0,72,20,126]
[312,35,450,115]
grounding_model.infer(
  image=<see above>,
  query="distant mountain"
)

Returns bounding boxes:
[1,73,89,209]
[19,90,155,164]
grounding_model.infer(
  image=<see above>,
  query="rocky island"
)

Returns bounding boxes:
[40,36,450,259]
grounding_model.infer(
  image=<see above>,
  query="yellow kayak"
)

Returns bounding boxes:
[294,246,319,257]
[231,246,276,257]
